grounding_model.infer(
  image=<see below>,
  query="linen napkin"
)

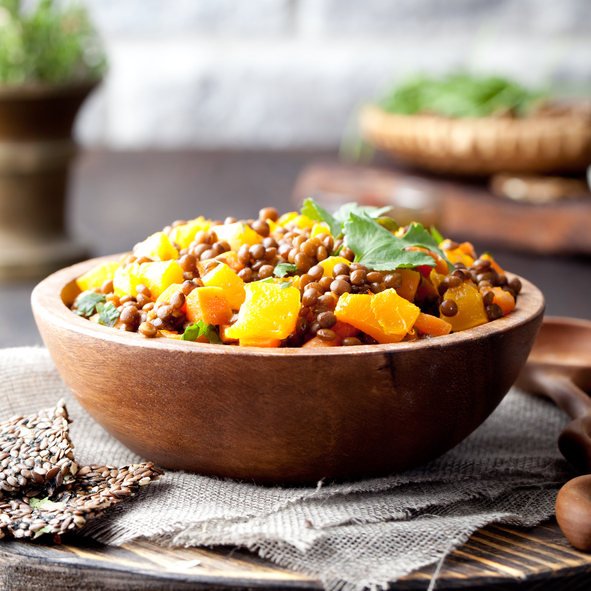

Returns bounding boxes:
[0,347,576,591]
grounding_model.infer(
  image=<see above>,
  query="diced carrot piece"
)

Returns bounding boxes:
[413,313,452,336]
[458,242,477,259]
[302,335,342,348]
[491,286,515,316]
[185,286,233,325]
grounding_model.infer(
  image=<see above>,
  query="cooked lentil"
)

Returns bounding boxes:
[71,202,521,346]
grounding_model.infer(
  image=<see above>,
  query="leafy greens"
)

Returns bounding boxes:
[182,320,222,344]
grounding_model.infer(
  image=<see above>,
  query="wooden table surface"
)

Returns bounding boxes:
[0,150,591,589]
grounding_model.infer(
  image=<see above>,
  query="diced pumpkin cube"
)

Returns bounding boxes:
[490,286,515,316]
[290,214,315,230]
[334,293,402,344]
[395,269,421,302]
[317,256,351,278]
[202,263,246,310]
[413,313,452,337]
[76,261,120,292]
[134,232,179,261]
[277,211,298,226]
[224,283,300,341]
[239,337,281,348]
[310,222,331,238]
[185,286,233,326]
[371,288,420,340]
[440,239,475,267]
[168,217,211,249]
[441,282,488,331]
[113,263,142,297]
[156,283,187,312]
[213,222,262,252]
[214,251,245,273]
[138,261,184,299]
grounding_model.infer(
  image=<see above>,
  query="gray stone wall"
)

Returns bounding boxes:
[76,0,591,149]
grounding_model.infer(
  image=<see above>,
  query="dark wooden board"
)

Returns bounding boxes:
[292,162,591,256]
[1,519,591,590]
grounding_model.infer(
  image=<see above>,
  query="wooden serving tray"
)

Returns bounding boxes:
[292,162,591,256]
[1,519,590,590]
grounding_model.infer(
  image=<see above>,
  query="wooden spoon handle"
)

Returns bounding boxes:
[526,371,591,420]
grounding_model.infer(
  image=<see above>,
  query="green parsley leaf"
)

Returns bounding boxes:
[301,198,341,238]
[76,292,106,317]
[274,263,298,278]
[29,497,65,510]
[254,277,275,284]
[430,225,445,245]
[279,282,291,289]
[333,202,392,224]
[182,320,223,344]
[343,214,447,271]
[96,302,120,327]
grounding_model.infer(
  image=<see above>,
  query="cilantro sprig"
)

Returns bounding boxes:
[182,320,223,344]
[301,198,392,239]
[96,302,120,327]
[343,214,453,272]
[274,263,297,278]
[75,292,106,317]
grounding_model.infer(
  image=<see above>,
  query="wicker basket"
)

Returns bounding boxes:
[359,105,591,176]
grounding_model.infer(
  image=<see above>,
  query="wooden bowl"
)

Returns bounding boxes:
[359,105,591,176]
[31,256,545,485]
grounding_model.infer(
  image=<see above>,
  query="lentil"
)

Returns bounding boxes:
[72,202,521,345]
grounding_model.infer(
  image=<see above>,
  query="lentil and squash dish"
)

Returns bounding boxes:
[71,200,521,347]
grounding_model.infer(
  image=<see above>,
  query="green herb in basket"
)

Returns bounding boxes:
[380,73,545,119]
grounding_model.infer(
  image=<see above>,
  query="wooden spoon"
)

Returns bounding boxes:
[515,316,591,550]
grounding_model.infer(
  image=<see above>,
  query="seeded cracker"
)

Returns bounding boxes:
[0,462,163,539]
[0,399,77,497]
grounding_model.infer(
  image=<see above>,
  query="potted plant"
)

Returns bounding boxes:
[0,0,106,280]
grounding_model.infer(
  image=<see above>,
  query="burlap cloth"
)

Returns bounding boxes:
[0,347,577,591]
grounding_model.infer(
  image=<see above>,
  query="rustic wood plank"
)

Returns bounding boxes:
[1,519,591,590]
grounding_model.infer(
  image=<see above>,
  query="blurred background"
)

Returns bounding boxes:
[1,0,590,346]
[77,0,591,149]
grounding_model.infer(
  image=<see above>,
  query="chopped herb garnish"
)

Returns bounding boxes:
[279,282,291,289]
[301,198,393,239]
[182,320,223,344]
[301,198,342,238]
[96,302,120,327]
[343,214,452,271]
[274,263,298,278]
[430,226,445,245]
[76,292,106,317]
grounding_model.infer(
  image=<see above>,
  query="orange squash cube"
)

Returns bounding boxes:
[185,287,233,326]
[224,283,300,341]
[441,282,489,331]
[201,263,246,310]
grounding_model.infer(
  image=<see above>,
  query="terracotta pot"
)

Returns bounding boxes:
[32,255,545,485]
[0,82,97,280]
